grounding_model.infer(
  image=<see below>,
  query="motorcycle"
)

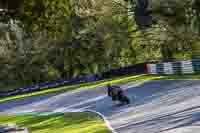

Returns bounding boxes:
[116,90,130,105]
[107,84,130,105]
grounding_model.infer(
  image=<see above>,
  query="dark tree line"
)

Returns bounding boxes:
[0,0,200,86]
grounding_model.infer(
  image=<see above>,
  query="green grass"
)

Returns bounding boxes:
[0,112,110,133]
[1,74,200,103]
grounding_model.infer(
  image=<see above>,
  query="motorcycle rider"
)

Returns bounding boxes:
[107,84,130,104]
[107,84,117,101]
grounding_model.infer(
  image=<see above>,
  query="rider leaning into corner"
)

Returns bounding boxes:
[107,84,130,105]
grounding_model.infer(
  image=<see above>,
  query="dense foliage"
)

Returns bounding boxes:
[0,0,200,84]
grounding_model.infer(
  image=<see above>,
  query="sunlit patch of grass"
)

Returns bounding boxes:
[0,112,110,133]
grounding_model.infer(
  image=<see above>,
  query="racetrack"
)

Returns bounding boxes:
[0,80,200,133]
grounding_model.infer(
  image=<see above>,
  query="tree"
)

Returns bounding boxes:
[21,0,72,40]
[126,0,200,60]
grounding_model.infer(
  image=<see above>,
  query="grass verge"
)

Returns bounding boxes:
[0,112,110,133]
[1,74,200,103]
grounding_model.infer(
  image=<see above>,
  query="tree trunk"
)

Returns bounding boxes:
[161,44,174,61]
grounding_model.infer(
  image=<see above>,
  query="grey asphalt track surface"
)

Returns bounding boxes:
[1,80,200,133]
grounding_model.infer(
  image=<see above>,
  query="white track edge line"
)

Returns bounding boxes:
[84,109,117,133]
